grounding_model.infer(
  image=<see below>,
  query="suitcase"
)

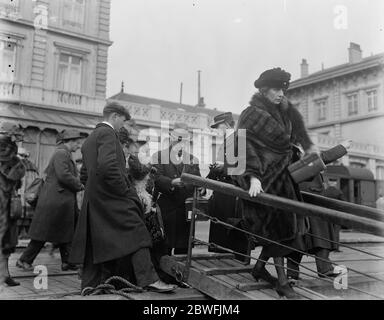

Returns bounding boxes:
[288,153,326,184]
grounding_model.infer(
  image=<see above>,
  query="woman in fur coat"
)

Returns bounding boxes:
[234,68,317,299]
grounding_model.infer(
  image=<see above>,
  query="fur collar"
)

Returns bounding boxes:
[249,92,313,151]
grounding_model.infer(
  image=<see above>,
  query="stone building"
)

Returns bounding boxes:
[0,0,111,172]
[286,43,384,179]
[108,87,237,176]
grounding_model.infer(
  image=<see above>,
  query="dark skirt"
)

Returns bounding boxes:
[242,169,307,258]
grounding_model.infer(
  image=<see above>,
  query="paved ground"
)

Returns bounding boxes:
[1,224,383,300]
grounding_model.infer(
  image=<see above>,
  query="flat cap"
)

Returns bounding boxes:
[103,102,131,120]
[254,67,291,90]
[58,129,83,143]
[211,112,235,129]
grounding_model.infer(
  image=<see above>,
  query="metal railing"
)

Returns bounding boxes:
[181,173,384,299]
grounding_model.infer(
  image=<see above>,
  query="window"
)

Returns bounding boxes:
[377,166,384,180]
[347,93,359,116]
[0,39,16,82]
[315,98,328,121]
[63,0,85,30]
[367,90,378,112]
[57,53,82,93]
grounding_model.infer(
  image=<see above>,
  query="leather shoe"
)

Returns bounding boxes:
[61,263,79,271]
[145,280,177,293]
[275,282,301,300]
[318,268,341,278]
[16,260,33,271]
[5,277,20,287]
[251,266,278,285]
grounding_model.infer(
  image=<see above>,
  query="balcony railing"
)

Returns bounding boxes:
[58,91,82,106]
[0,81,104,113]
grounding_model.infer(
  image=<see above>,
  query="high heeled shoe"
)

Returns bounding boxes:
[251,267,278,285]
[275,282,300,300]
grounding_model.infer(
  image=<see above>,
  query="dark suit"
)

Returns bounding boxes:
[69,123,157,289]
[152,147,201,254]
[20,145,82,265]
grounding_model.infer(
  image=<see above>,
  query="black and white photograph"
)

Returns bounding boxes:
[0,0,384,308]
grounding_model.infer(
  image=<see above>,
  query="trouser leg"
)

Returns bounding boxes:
[19,240,45,265]
[58,243,71,264]
[81,232,102,290]
[286,251,303,279]
[131,247,159,287]
[315,248,333,275]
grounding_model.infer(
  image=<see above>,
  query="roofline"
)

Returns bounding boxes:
[288,54,384,90]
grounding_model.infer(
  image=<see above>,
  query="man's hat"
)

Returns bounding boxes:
[171,122,190,140]
[103,102,131,121]
[211,112,235,129]
[57,129,83,143]
[0,122,24,142]
[254,67,291,90]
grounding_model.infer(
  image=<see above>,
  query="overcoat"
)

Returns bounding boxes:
[69,123,152,265]
[28,145,82,243]
[301,145,347,252]
[0,155,25,254]
[152,148,201,251]
[233,93,308,257]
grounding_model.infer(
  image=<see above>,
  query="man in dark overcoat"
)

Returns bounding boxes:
[287,141,351,280]
[17,130,83,272]
[207,113,250,262]
[69,102,175,292]
[152,123,202,255]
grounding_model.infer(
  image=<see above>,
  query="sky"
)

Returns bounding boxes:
[106,0,384,114]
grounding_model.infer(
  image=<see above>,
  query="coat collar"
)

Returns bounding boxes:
[57,144,75,166]
[96,122,119,137]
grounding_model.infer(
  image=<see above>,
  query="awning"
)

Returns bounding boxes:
[325,165,375,181]
[0,102,101,132]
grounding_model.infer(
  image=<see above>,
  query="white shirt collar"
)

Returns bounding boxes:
[102,121,114,130]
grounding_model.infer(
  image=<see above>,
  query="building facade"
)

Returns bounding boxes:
[0,0,111,172]
[108,89,237,176]
[286,43,384,179]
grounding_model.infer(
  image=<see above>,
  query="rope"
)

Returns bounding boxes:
[194,239,384,300]
[305,231,384,260]
[200,211,384,284]
[81,276,144,300]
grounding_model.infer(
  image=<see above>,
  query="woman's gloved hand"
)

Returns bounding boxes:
[249,176,263,198]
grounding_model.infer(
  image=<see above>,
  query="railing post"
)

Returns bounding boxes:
[184,187,198,282]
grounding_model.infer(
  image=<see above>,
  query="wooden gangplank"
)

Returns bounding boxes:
[160,253,331,300]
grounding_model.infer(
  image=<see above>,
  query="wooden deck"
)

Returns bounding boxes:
[1,238,384,300]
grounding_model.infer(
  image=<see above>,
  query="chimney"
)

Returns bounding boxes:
[348,42,362,63]
[197,97,206,108]
[300,59,309,77]
[121,81,124,93]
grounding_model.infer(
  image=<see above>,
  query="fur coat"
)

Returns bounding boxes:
[233,93,310,253]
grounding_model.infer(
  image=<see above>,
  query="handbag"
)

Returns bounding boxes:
[288,153,326,184]
[24,177,44,208]
[9,191,23,220]
[145,204,166,243]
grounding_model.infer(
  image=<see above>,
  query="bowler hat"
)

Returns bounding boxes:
[254,68,291,90]
[58,129,83,143]
[211,112,235,129]
[171,122,190,140]
[103,102,131,121]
